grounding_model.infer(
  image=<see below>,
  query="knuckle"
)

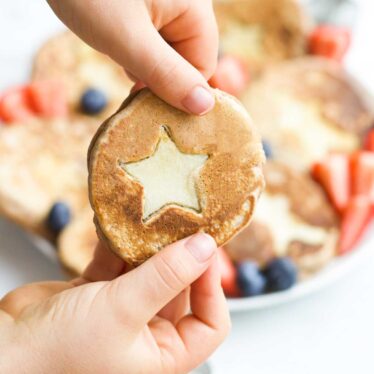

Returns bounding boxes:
[153,254,191,293]
[147,57,181,91]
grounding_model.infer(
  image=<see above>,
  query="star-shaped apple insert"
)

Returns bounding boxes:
[121,127,208,221]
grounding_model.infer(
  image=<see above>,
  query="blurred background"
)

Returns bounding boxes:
[1,1,374,373]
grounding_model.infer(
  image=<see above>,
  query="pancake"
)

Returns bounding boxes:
[224,161,339,277]
[88,88,265,265]
[32,31,132,119]
[0,117,97,238]
[242,57,374,170]
[214,0,310,73]
[58,208,98,275]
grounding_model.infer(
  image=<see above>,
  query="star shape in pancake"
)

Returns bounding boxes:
[122,128,208,221]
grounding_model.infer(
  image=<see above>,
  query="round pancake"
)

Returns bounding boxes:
[32,31,132,119]
[242,57,374,170]
[89,88,265,265]
[224,161,339,277]
[0,117,98,238]
[214,0,310,73]
[58,208,98,275]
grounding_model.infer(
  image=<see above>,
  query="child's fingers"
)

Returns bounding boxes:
[107,233,217,330]
[161,0,219,80]
[157,287,190,325]
[82,241,126,283]
[175,257,231,372]
[120,20,215,115]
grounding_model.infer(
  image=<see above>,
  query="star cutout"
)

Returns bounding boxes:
[121,127,208,221]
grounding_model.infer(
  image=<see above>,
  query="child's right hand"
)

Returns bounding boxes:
[0,233,230,374]
[47,0,219,115]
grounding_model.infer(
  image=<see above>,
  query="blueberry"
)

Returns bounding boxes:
[47,202,71,234]
[262,140,273,159]
[80,88,107,114]
[237,261,267,297]
[263,257,298,292]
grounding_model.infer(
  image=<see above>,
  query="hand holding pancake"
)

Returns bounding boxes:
[47,0,218,115]
[0,234,230,373]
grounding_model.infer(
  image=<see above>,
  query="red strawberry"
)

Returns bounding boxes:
[338,195,373,255]
[27,81,68,118]
[309,25,351,62]
[217,247,240,297]
[209,55,249,97]
[363,129,374,152]
[350,151,374,202]
[312,153,351,213]
[0,87,35,124]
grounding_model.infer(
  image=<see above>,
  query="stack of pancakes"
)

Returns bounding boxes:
[0,0,373,279]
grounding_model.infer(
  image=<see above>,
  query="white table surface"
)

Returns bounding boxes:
[1,1,374,373]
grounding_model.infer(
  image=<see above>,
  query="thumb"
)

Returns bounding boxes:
[116,22,215,115]
[109,233,217,328]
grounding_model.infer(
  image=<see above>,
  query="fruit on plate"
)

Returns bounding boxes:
[338,195,373,255]
[236,261,267,297]
[80,88,108,115]
[350,151,374,201]
[27,80,68,118]
[47,202,71,234]
[312,153,351,213]
[0,87,35,123]
[209,55,249,97]
[364,129,374,151]
[263,257,298,292]
[217,247,240,297]
[309,25,351,62]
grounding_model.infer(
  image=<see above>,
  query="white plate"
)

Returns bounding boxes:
[30,225,374,312]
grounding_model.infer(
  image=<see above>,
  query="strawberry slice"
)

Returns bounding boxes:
[209,55,249,97]
[27,81,68,118]
[338,195,373,255]
[312,153,351,214]
[363,129,374,152]
[0,87,35,124]
[351,151,374,202]
[309,25,351,62]
[217,247,240,297]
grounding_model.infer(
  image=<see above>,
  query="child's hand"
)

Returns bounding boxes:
[0,234,230,373]
[47,0,218,115]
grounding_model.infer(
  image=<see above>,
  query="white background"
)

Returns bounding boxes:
[1,1,374,373]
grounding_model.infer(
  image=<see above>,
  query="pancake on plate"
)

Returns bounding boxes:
[214,0,310,73]
[0,117,97,238]
[32,31,132,118]
[88,88,265,265]
[58,208,97,275]
[224,161,339,277]
[242,57,374,170]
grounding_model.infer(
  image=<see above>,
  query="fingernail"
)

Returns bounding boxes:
[182,86,215,115]
[185,233,216,262]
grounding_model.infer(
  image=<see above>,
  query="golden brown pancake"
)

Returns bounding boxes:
[214,0,310,73]
[242,57,374,170]
[0,117,98,238]
[58,208,97,275]
[32,31,132,118]
[225,161,339,277]
[89,88,265,265]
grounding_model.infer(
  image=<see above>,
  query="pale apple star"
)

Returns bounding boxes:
[122,128,208,221]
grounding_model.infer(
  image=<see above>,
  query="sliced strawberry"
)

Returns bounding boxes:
[338,195,373,255]
[309,25,351,62]
[217,247,240,297]
[363,129,374,152]
[0,87,35,124]
[209,55,249,97]
[350,151,374,202]
[312,153,351,214]
[27,80,68,118]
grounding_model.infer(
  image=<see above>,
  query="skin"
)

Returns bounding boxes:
[0,2,228,372]
[0,234,230,373]
[47,0,219,115]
